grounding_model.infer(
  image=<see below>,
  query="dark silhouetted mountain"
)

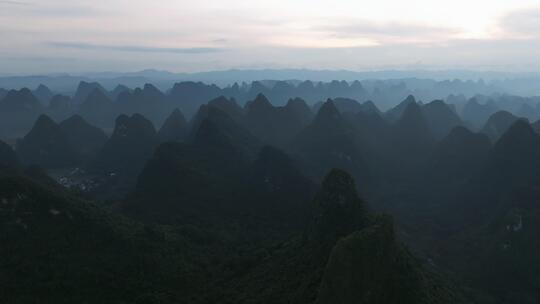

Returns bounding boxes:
[59,115,108,161]
[32,84,54,105]
[191,106,260,161]
[332,98,363,115]
[517,102,540,122]
[245,94,314,147]
[0,88,42,113]
[385,95,416,122]
[126,140,251,222]
[0,175,196,303]
[359,100,382,115]
[294,100,370,187]
[342,108,390,174]
[92,114,158,177]
[422,100,463,139]
[117,83,169,124]
[489,120,540,186]
[247,81,271,101]
[0,88,43,137]
[532,119,540,135]
[110,84,131,100]
[16,114,78,168]
[47,94,73,121]
[317,215,456,304]
[427,126,491,182]
[461,98,498,129]
[390,102,434,169]
[168,81,222,119]
[157,108,188,142]
[246,146,317,221]
[312,100,324,113]
[283,97,314,131]
[481,110,524,142]
[72,81,107,104]
[207,95,244,123]
[0,140,19,170]
[78,89,116,128]
[308,169,367,244]
[243,93,278,141]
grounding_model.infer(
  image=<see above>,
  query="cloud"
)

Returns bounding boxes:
[0,1,107,18]
[0,0,30,5]
[47,41,223,54]
[498,8,540,39]
[314,20,462,43]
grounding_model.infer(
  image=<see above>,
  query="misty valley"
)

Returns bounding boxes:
[2,78,540,304]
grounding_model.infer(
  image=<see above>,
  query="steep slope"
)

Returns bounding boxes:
[16,115,78,168]
[91,114,158,178]
[294,100,371,188]
[389,102,434,174]
[58,115,108,161]
[359,100,382,115]
[72,81,108,104]
[245,94,313,147]
[116,83,169,124]
[461,98,498,129]
[168,81,222,119]
[489,120,540,186]
[385,95,416,123]
[157,108,189,142]
[32,84,54,105]
[207,95,245,123]
[190,105,261,160]
[332,97,363,115]
[0,140,19,171]
[422,100,464,139]
[229,169,460,304]
[481,111,524,142]
[0,88,43,137]
[78,89,117,128]
[47,94,73,121]
[427,126,491,183]
[0,176,198,304]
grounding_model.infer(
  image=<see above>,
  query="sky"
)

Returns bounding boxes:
[1,0,540,74]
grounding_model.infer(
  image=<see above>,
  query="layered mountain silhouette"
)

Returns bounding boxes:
[427,126,491,183]
[294,100,371,188]
[421,100,463,139]
[32,84,54,105]
[72,81,108,104]
[78,89,116,128]
[385,95,416,122]
[488,120,540,186]
[3,79,540,303]
[461,98,498,129]
[58,115,108,161]
[0,140,19,171]
[245,94,314,147]
[91,114,158,178]
[331,97,364,115]
[16,114,78,168]
[117,83,169,125]
[207,95,245,123]
[388,101,434,174]
[47,94,73,121]
[0,88,43,137]
[157,108,189,142]
[481,110,525,142]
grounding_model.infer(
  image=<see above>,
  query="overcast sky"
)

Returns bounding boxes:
[1,0,540,74]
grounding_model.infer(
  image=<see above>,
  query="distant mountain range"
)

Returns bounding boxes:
[3,69,540,96]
